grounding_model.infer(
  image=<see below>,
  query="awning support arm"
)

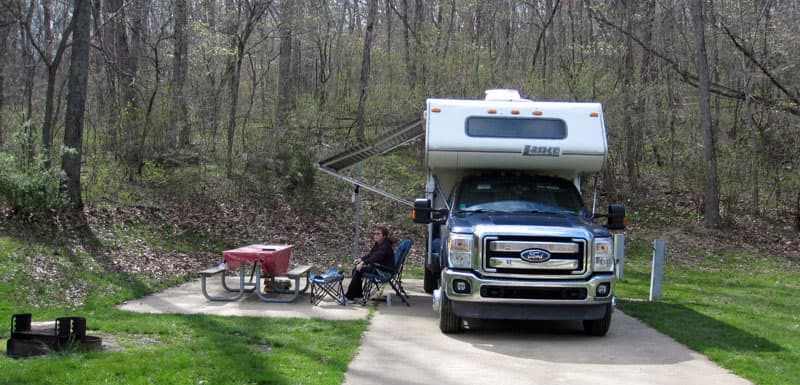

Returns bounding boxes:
[316,165,414,208]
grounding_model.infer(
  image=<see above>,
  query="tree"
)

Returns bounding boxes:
[690,0,721,228]
[275,0,294,135]
[62,0,92,210]
[224,0,270,177]
[355,0,377,140]
[169,0,190,149]
[10,0,73,166]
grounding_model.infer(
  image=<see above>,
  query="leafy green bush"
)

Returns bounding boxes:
[140,160,169,187]
[0,151,69,212]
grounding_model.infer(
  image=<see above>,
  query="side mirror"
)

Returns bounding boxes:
[413,199,433,224]
[606,204,626,230]
[413,198,448,224]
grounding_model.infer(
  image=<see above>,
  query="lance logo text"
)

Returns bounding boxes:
[522,145,560,157]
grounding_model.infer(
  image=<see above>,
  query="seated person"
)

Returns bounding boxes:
[344,226,394,302]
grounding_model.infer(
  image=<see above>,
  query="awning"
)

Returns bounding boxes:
[315,119,425,207]
[317,120,424,172]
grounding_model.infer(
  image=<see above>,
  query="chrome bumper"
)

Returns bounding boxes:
[432,269,616,320]
[442,268,615,304]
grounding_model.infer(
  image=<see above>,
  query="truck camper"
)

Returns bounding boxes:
[316,89,625,335]
[413,89,625,335]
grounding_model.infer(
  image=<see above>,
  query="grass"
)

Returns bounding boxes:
[0,312,366,385]
[616,239,799,385]
[0,223,368,385]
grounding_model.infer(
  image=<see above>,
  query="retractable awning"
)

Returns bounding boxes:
[316,119,425,207]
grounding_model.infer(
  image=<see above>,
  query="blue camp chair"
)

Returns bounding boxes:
[361,239,413,306]
[309,268,346,306]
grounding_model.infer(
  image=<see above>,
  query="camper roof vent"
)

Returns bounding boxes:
[484,89,527,101]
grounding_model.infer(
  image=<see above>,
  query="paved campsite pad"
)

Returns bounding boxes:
[342,282,753,385]
[119,279,752,384]
[117,278,368,321]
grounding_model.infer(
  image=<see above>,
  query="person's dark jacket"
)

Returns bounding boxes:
[361,238,394,271]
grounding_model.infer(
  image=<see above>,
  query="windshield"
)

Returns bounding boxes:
[455,176,587,216]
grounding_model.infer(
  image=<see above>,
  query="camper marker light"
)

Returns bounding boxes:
[590,112,599,117]
[488,109,497,114]
[533,110,543,116]
[448,234,473,269]
[511,109,520,115]
[432,107,441,113]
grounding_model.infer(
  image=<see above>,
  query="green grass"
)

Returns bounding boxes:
[616,240,799,385]
[0,223,368,385]
[0,312,366,385]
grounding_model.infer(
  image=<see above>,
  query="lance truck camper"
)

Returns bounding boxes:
[412,90,626,335]
[315,89,625,335]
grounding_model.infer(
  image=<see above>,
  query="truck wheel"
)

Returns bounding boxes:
[583,303,613,336]
[439,293,463,333]
[423,267,438,294]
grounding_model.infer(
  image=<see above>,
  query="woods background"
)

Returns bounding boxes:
[0,0,799,232]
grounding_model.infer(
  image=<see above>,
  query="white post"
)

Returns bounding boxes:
[614,233,625,281]
[650,239,665,302]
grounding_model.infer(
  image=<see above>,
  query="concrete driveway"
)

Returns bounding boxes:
[343,281,753,385]
[118,278,752,385]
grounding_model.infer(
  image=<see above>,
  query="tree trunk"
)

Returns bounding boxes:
[226,51,243,178]
[276,1,294,135]
[226,1,268,177]
[19,16,35,165]
[41,0,55,162]
[170,0,190,149]
[355,0,377,139]
[621,0,638,191]
[737,0,759,215]
[0,22,8,145]
[62,0,92,211]
[690,0,721,228]
[107,0,139,173]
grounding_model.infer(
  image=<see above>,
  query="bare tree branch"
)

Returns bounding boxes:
[586,3,800,116]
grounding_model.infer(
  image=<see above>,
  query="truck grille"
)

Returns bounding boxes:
[483,236,586,276]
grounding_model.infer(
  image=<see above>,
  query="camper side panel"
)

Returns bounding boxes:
[425,99,607,175]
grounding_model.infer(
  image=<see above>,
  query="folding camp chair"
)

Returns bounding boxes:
[309,268,346,306]
[360,239,413,306]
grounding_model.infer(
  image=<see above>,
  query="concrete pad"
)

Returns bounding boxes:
[119,278,754,384]
[343,280,754,385]
[117,278,368,321]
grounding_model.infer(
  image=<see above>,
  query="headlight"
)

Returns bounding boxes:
[447,234,473,269]
[593,238,614,273]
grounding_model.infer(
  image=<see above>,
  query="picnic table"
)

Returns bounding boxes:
[199,244,310,303]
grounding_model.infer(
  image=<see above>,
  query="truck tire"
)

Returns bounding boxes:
[583,303,613,336]
[439,293,463,333]
[423,267,438,294]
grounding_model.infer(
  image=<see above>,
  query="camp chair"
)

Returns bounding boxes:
[360,239,413,306]
[309,268,346,306]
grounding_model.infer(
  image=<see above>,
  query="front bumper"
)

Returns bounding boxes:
[440,268,615,320]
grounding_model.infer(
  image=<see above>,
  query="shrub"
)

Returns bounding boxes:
[0,152,69,213]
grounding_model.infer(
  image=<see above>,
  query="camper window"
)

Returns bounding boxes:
[465,117,567,139]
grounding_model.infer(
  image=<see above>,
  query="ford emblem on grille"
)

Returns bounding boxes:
[520,248,551,263]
